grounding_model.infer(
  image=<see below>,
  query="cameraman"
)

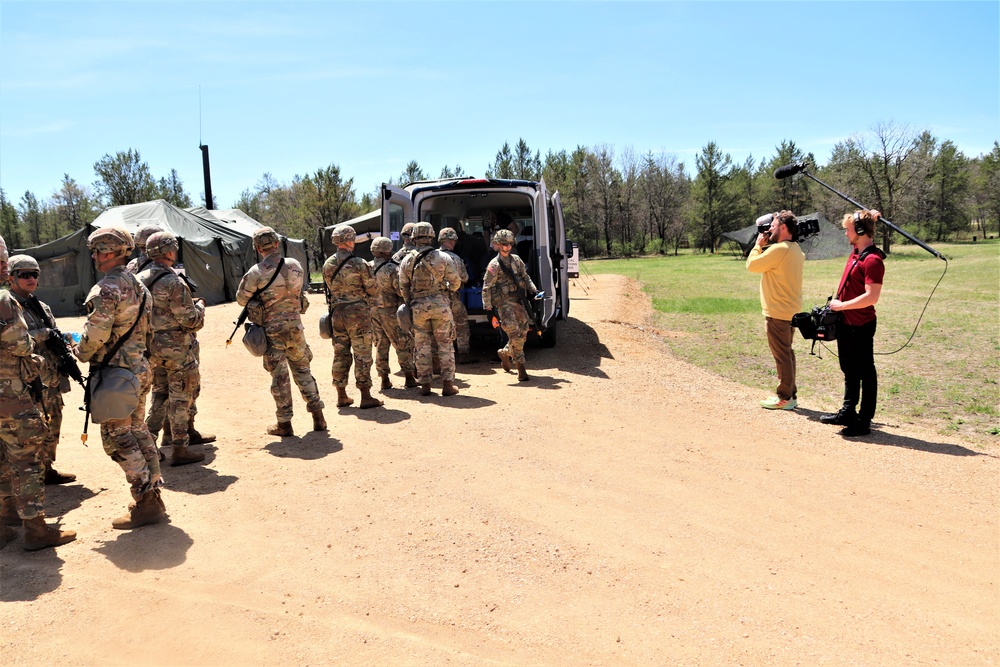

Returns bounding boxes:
[746,211,804,410]
[821,209,885,437]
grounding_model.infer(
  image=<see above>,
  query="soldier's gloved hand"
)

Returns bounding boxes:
[533,291,545,300]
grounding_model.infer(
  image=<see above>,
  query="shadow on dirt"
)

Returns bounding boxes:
[264,432,343,460]
[163,453,239,496]
[798,408,995,457]
[0,536,68,601]
[94,522,193,572]
[44,482,99,517]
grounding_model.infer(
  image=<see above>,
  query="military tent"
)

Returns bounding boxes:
[187,207,310,273]
[15,200,307,317]
[722,212,852,260]
[321,209,381,262]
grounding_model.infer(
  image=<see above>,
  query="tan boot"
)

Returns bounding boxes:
[311,408,327,431]
[112,490,167,530]
[404,372,419,388]
[188,416,216,445]
[44,466,77,485]
[380,374,392,391]
[161,419,172,446]
[0,522,16,549]
[336,386,354,408]
[23,515,77,550]
[2,496,20,527]
[420,383,433,396]
[517,363,529,382]
[497,348,511,372]
[170,445,205,467]
[359,387,384,409]
[442,380,459,396]
[267,422,294,437]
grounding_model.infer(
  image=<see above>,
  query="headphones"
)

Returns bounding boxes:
[853,211,872,237]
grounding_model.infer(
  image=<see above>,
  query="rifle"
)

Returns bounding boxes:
[496,256,545,336]
[226,304,251,347]
[23,294,86,390]
[227,257,284,347]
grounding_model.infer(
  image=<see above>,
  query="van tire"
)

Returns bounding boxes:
[538,322,557,348]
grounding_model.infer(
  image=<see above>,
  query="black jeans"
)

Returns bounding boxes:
[836,319,878,423]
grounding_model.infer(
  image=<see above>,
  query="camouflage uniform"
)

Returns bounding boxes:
[439,231,472,355]
[237,249,324,423]
[10,289,70,471]
[368,250,415,378]
[399,226,462,384]
[0,290,47,521]
[323,249,377,389]
[125,224,162,275]
[137,253,205,453]
[483,237,539,368]
[74,264,163,501]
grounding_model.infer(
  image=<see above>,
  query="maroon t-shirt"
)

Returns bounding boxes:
[836,246,885,326]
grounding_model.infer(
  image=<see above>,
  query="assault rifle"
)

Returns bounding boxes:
[496,256,546,337]
[23,295,86,390]
[226,304,250,347]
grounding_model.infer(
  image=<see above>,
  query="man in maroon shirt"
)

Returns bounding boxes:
[820,209,885,436]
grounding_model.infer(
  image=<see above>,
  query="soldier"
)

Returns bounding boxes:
[137,232,206,466]
[438,227,477,364]
[72,226,167,530]
[368,237,418,391]
[0,238,77,550]
[323,224,383,409]
[391,222,416,263]
[237,227,326,437]
[482,229,543,382]
[399,222,462,397]
[125,224,163,274]
[5,255,77,484]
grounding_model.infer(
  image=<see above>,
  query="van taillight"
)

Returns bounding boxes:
[458,179,489,185]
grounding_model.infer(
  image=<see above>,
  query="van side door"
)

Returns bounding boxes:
[380,184,414,253]
[550,191,569,319]
[534,181,556,327]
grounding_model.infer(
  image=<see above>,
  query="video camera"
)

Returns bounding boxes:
[756,212,820,241]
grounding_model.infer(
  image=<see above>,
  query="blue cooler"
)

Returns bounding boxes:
[463,286,483,310]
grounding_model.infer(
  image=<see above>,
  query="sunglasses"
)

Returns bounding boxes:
[16,271,40,280]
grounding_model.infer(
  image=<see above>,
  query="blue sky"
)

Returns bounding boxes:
[1,1,997,209]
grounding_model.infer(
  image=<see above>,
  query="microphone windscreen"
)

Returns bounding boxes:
[773,163,805,179]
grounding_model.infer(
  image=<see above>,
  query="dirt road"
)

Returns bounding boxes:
[2,274,996,665]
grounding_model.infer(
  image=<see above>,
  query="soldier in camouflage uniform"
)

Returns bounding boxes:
[399,222,462,397]
[0,238,77,550]
[125,224,162,275]
[73,227,168,529]
[368,237,417,391]
[323,224,383,409]
[5,255,76,485]
[482,229,543,382]
[137,232,206,467]
[391,222,416,263]
[237,227,326,437]
[438,227,477,364]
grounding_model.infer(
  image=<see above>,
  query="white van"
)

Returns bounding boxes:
[381,177,570,347]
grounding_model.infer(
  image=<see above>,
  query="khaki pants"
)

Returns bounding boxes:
[765,317,796,401]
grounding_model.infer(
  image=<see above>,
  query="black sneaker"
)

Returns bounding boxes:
[840,421,872,437]
[819,408,857,426]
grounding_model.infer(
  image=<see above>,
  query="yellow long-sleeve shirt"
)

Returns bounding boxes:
[745,241,804,321]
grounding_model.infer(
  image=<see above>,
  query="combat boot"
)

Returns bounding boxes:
[336,387,354,408]
[517,364,529,382]
[442,380,459,396]
[112,490,167,530]
[267,422,294,437]
[404,372,419,388]
[23,515,77,550]
[380,374,392,391]
[44,465,77,485]
[2,496,20,527]
[420,383,433,396]
[311,408,328,431]
[161,419,172,446]
[170,445,205,467]
[0,522,16,550]
[188,417,216,445]
[359,387,384,409]
[497,348,511,372]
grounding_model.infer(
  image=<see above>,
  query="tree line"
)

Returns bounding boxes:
[3,125,998,257]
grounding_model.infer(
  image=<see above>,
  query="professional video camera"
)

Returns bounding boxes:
[755,212,819,241]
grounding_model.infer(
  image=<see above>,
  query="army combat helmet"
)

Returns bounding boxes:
[87,226,134,257]
[145,231,180,260]
[493,229,515,246]
[412,222,435,243]
[8,254,40,275]
[370,237,393,257]
[134,225,163,251]
[438,227,458,243]
[252,227,280,252]
[330,224,356,245]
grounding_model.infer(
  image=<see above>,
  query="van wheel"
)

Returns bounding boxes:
[538,322,557,348]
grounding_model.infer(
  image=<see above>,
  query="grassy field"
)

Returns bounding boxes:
[583,240,999,443]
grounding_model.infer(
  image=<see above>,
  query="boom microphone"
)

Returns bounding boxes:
[773,162,807,179]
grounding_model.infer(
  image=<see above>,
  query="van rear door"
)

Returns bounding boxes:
[380,184,413,250]
[534,180,555,327]
[551,191,570,319]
